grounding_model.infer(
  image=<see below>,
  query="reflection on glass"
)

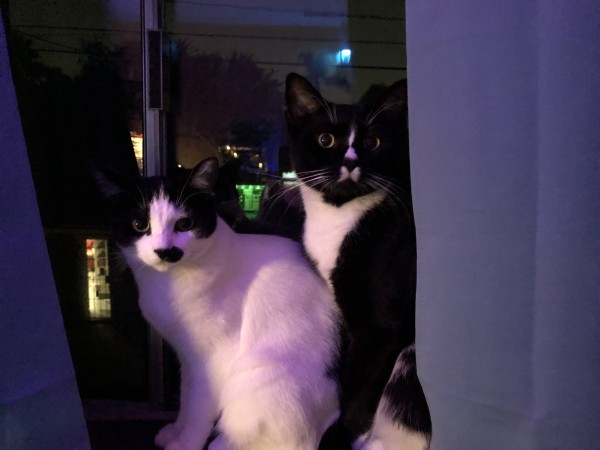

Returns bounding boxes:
[86,239,111,320]
[130,132,144,174]
[336,48,352,65]
[164,0,406,229]
[165,0,405,164]
[6,0,148,401]
[5,0,406,408]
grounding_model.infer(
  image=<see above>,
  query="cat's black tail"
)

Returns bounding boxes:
[319,344,432,450]
[367,343,432,450]
[387,344,431,429]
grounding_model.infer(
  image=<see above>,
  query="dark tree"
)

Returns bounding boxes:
[172,42,282,164]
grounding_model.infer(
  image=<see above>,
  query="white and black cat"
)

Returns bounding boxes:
[96,157,341,450]
[285,73,432,450]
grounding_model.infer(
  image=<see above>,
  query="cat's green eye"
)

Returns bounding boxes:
[132,218,150,233]
[363,137,381,150]
[175,217,194,232]
[317,133,335,148]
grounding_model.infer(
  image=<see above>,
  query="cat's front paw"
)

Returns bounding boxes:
[356,440,385,450]
[163,435,198,450]
[161,429,211,450]
[155,422,180,447]
[207,434,235,450]
[357,432,430,450]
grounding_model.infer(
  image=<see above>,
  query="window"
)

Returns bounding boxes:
[7,0,148,401]
[7,0,407,410]
[86,239,111,319]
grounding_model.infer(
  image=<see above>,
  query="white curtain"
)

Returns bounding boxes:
[0,16,90,449]
[406,1,600,448]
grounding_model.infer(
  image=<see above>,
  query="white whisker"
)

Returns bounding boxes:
[260,183,300,221]
[132,183,149,210]
[365,175,413,222]
[323,100,335,123]
[179,190,208,208]
[365,103,391,126]
[263,172,284,180]
[177,168,195,206]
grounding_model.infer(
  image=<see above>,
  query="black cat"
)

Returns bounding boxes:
[285,73,431,449]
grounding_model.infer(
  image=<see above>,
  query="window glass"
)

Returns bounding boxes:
[164,0,406,172]
[6,0,147,401]
[162,0,406,238]
[5,0,406,411]
[86,239,112,320]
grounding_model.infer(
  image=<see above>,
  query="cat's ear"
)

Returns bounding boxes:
[214,158,242,199]
[376,79,408,112]
[285,73,328,119]
[92,166,132,198]
[190,157,219,192]
[364,79,407,125]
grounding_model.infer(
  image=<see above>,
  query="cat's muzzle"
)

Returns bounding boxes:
[154,247,184,263]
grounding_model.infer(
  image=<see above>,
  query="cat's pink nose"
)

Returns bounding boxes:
[154,247,183,263]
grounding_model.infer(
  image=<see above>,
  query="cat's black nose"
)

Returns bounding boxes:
[154,247,183,263]
[343,159,358,172]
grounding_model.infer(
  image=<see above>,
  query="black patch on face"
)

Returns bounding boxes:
[97,166,218,249]
[322,178,374,207]
[106,186,152,248]
[165,172,217,240]
[154,247,184,263]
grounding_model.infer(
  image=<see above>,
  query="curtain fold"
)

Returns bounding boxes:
[406,1,600,448]
[0,14,90,450]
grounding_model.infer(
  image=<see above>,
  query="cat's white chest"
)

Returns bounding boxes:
[129,258,239,357]
[301,185,385,285]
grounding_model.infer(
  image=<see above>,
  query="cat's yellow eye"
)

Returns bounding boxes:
[317,133,335,148]
[175,217,194,232]
[132,218,150,233]
[363,136,381,150]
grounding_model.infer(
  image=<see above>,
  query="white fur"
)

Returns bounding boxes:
[300,185,385,285]
[353,401,428,450]
[301,184,428,450]
[339,166,361,182]
[135,189,197,272]
[353,355,429,450]
[122,195,340,450]
[344,129,358,160]
[340,129,361,182]
[354,424,428,450]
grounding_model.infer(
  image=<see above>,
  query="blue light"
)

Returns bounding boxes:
[336,48,352,65]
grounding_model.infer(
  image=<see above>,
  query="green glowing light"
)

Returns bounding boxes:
[236,184,265,219]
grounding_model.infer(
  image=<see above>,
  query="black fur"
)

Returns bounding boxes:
[384,345,432,437]
[214,158,305,241]
[286,73,431,447]
[94,159,219,250]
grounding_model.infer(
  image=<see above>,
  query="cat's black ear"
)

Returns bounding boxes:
[285,73,328,119]
[376,79,408,112]
[92,166,131,198]
[190,157,219,192]
[363,79,407,126]
[214,158,242,199]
